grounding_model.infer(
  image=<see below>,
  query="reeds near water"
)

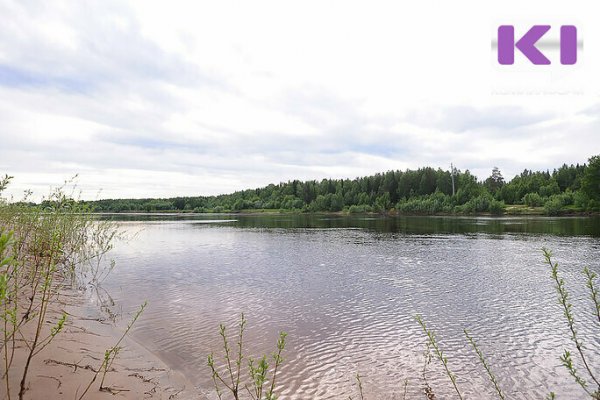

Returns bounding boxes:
[0,176,131,399]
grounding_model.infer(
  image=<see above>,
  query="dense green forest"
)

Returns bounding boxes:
[83,155,600,215]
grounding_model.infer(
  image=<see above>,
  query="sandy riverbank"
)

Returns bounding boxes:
[1,285,205,400]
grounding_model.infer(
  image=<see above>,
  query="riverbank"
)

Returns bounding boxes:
[95,206,600,217]
[1,284,203,400]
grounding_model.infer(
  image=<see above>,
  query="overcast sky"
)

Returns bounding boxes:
[0,1,599,200]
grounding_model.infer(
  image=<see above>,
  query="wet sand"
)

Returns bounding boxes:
[1,286,204,400]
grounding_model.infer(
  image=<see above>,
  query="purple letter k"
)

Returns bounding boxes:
[498,25,551,65]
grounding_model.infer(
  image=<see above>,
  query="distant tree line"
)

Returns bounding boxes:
[82,155,600,216]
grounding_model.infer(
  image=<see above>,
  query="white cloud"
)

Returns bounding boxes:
[0,0,598,200]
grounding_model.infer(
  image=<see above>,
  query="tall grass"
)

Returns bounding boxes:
[207,313,287,400]
[77,301,147,399]
[416,315,463,400]
[412,249,600,399]
[0,176,123,399]
[543,248,600,399]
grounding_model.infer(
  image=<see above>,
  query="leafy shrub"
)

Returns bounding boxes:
[1,177,124,398]
[348,204,373,214]
[396,192,455,215]
[489,199,506,215]
[544,197,564,216]
[523,192,545,207]
[208,314,287,400]
[539,181,561,197]
[574,191,590,210]
[460,194,505,214]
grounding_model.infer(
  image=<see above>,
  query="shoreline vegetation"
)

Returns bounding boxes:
[73,155,599,217]
[92,206,600,217]
[0,178,200,399]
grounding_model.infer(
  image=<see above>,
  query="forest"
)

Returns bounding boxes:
[81,155,600,216]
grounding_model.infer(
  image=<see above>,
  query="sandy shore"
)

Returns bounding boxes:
[1,285,205,400]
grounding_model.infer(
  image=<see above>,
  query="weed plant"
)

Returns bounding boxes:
[208,313,287,400]
[413,249,600,399]
[78,301,147,398]
[0,176,123,399]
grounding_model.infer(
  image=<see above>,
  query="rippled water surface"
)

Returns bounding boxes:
[100,215,600,399]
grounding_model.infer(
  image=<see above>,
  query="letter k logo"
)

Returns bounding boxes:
[498,25,551,65]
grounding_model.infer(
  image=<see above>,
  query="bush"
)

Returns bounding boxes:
[489,199,506,215]
[544,197,564,215]
[348,204,372,214]
[1,178,123,398]
[556,191,574,206]
[539,181,560,197]
[396,192,455,215]
[522,192,544,207]
[460,194,505,214]
[574,191,590,209]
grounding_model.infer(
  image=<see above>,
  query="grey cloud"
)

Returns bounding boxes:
[0,1,228,93]
[407,105,552,133]
[0,1,597,200]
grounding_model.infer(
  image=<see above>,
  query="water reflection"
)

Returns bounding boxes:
[100,215,600,399]
[102,213,600,237]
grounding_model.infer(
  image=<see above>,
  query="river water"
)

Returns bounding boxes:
[99,214,600,399]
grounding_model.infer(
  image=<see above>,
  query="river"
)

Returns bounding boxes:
[98,214,600,399]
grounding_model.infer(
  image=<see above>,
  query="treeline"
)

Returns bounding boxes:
[84,155,600,215]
